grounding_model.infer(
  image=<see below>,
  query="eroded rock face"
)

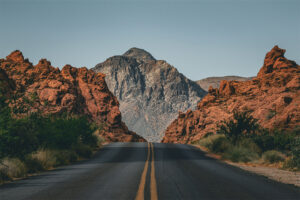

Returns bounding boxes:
[93,48,207,142]
[162,46,300,143]
[0,50,145,142]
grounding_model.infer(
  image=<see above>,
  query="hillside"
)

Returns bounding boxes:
[162,46,300,143]
[0,50,145,142]
[93,48,207,142]
[197,76,252,91]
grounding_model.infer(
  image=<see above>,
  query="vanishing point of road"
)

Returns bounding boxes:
[0,142,299,200]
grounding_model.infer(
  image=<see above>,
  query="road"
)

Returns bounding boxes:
[0,142,299,200]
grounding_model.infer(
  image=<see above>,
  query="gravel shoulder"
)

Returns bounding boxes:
[194,145,300,188]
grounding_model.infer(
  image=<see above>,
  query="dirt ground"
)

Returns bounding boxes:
[230,162,300,187]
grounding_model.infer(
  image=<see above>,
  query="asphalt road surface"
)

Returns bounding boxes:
[0,142,299,200]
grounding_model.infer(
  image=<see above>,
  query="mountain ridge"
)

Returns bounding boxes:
[93,48,207,142]
[162,46,300,143]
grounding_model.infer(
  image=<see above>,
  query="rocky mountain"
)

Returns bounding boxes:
[162,46,300,143]
[0,50,145,142]
[197,76,252,91]
[93,48,207,142]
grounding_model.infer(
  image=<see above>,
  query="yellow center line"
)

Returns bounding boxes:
[135,142,150,200]
[150,143,158,200]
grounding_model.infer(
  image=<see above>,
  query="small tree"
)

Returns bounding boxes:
[217,111,259,145]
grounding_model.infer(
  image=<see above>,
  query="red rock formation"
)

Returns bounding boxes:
[0,50,145,142]
[162,46,300,143]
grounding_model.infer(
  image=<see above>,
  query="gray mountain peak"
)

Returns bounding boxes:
[123,47,156,62]
[93,49,206,142]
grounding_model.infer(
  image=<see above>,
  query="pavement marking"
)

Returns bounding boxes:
[135,142,150,200]
[150,143,158,200]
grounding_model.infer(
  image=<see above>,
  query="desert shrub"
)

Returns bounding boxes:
[55,150,78,166]
[30,149,57,169]
[196,134,225,149]
[262,150,286,164]
[222,146,260,163]
[24,156,44,173]
[0,158,27,178]
[73,144,93,158]
[237,138,261,155]
[209,136,232,154]
[217,111,259,145]
[252,128,299,152]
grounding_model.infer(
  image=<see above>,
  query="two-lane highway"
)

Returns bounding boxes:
[0,142,300,200]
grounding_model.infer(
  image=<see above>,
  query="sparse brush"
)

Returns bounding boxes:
[262,150,286,164]
[222,146,259,163]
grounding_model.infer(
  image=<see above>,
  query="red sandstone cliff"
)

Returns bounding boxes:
[0,50,145,142]
[162,46,300,143]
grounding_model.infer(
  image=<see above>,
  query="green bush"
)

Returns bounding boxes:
[262,150,285,164]
[252,128,299,152]
[217,111,259,145]
[0,95,101,181]
[0,112,97,159]
[222,146,260,163]
[210,136,232,154]
[196,134,225,149]
[237,138,261,155]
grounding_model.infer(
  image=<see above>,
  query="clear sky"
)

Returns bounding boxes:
[0,0,299,80]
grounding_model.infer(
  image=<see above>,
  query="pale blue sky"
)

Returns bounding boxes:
[0,0,299,80]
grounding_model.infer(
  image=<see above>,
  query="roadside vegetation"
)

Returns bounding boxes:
[0,95,106,184]
[193,111,300,171]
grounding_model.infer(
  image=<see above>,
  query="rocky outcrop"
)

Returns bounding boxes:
[93,48,207,142]
[0,50,145,142]
[0,68,15,97]
[162,46,300,143]
[196,76,252,92]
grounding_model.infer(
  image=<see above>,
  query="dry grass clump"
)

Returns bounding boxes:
[30,149,57,170]
[0,158,27,181]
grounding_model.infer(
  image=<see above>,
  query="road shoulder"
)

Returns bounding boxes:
[193,145,300,188]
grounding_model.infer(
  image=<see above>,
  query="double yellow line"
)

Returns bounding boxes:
[135,143,158,200]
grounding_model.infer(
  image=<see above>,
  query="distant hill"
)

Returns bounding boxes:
[197,76,252,91]
[93,47,207,142]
